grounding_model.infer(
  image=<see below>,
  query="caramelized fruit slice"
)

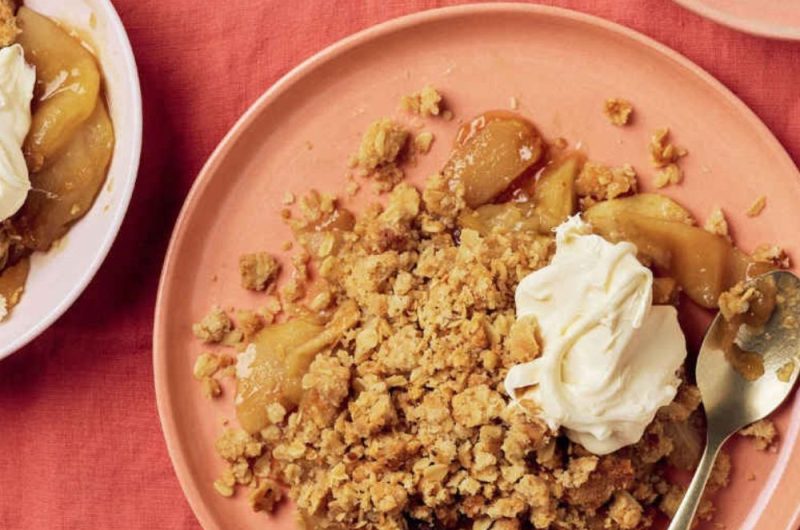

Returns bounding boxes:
[584,193,693,225]
[0,257,30,315]
[236,301,359,433]
[457,154,582,236]
[16,7,101,171]
[15,100,114,251]
[585,200,749,308]
[444,112,544,208]
[533,153,582,231]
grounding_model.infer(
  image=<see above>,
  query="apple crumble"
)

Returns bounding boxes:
[191,97,790,529]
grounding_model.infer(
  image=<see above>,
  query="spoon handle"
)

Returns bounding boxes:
[667,431,728,530]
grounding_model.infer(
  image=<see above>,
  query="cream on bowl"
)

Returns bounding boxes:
[0,0,142,360]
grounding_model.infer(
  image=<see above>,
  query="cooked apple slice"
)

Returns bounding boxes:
[235,301,359,433]
[16,7,101,171]
[585,202,748,308]
[15,100,114,251]
[235,318,325,434]
[0,257,30,316]
[533,153,583,231]
[443,112,544,208]
[584,193,694,225]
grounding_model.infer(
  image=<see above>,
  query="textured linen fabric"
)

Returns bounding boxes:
[0,0,797,528]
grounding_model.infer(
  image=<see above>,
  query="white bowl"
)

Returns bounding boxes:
[0,0,142,360]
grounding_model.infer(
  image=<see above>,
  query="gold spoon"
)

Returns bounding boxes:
[668,270,800,530]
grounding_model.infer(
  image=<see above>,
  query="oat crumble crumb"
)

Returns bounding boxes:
[752,244,790,268]
[239,252,281,292]
[282,191,296,205]
[201,376,222,399]
[704,207,729,238]
[576,161,637,201]
[192,306,233,343]
[649,128,687,169]
[0,0,18,48]
[654,163,682,188]
[354,118,410,192]
[739,419,777,450]
[747,195,766,217]
[603,98,633,126]
[608,491,643,529]
[718,281,757,321]
[414,131,435,154]
[401,85,443,117]
[193,352,222,380]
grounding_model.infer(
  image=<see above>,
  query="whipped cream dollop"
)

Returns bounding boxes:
[505,216,687,455]
[0,44,35,221]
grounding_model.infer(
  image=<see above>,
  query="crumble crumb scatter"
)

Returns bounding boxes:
[282,191,296,205]
[739,419,777,450]
[509,96,519,110]
[401,85,443,117]
[704,207,729,238]
[746,195,767,217]
[239,252,281,292]
[192,306,233,343]
[576,161,637,201]
[604,98,633,126]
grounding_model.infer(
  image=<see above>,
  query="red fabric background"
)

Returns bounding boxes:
[0,0,798,528]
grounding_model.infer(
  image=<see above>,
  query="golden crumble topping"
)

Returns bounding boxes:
[603,98,633,126]
[195,177,714,529]
[239,252,280,292]
[401,85,443,117]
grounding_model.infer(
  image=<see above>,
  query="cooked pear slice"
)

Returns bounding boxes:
[17,7,101,171]
[444,112,543,208]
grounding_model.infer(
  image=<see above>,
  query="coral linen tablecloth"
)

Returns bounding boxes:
[0,0,798,528]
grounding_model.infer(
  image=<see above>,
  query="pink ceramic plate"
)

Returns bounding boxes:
[673,0,800,40]
[154,4,800,529]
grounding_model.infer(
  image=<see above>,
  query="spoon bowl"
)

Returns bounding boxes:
[670,270,800,529]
